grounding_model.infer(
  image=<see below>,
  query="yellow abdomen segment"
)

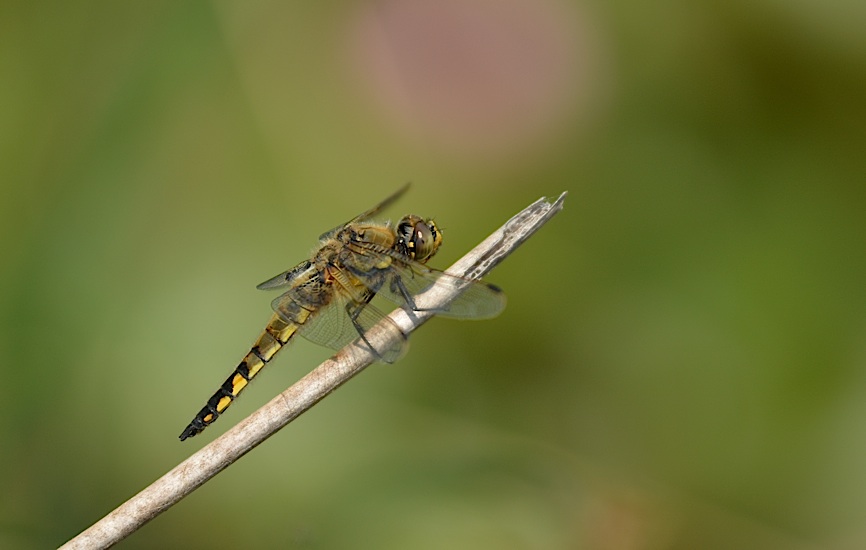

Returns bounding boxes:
[179,313,302,441]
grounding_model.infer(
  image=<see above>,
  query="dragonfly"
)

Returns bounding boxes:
[179,184,506,441]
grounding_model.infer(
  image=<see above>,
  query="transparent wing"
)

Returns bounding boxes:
[261,184,412,289]
[269,284,407,364]
[351,183,411,223]
[256,260,315,291]
[317,183,411,240]
[349,247,506,320]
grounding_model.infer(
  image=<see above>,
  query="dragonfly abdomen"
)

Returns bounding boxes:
[178,313,305,441]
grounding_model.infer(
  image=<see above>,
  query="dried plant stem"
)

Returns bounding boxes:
[59,192,567,550]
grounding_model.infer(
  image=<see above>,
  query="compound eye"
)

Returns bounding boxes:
[395,215,442,262]
[411,219,442,262]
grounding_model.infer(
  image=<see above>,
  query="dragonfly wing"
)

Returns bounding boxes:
[271,286,407,364]
[351,183,411,222]
[317,183,411,240]
[357,257,506,320]
[257,260,315,291]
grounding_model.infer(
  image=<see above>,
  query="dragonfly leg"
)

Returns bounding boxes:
[344,298,400,363]
[389,273,449,314]
[345,300,379,359]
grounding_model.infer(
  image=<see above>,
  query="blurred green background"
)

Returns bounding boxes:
[2,1,865,548]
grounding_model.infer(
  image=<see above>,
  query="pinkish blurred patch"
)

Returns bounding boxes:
[348,0,604,161]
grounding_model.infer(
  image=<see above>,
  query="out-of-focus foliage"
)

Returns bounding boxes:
[2,1,865,548]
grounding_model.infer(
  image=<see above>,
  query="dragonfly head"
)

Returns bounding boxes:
[396,215,442,263]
